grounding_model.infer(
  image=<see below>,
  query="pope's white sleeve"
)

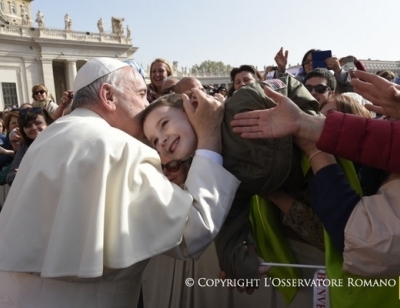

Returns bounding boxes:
[165,155,239,260]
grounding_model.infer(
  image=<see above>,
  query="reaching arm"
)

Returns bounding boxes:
[351,70,400,119]
[317,111,400,174]
[231,85,325,141]
[231,86,400,173]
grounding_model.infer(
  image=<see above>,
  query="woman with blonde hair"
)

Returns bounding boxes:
[320,94,373,118]
[147,58,173,103]
[31,84,59,114]
[376,70,395,83]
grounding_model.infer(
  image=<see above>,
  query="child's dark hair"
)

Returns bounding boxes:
[141,94,184,126]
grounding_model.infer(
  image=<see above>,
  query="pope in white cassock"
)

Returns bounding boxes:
[0,58,239,307]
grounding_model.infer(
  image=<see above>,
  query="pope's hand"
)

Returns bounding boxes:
[183,88,224,153]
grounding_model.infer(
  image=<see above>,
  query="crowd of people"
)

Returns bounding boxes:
[0,47,399,308]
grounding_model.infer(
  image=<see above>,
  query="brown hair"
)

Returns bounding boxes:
[18,108,54,145]
[0,118,4,134]
[227,65,263,98]
[141,94,183,127]
[4,111,19,133]
[333,94,372,118]
[376,70,395,82]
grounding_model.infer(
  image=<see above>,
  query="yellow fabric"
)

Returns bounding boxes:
[250,196,301,305]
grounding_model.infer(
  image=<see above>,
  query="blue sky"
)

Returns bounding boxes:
[31,0,400,71]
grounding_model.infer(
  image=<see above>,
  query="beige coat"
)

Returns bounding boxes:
[343,174,400,277]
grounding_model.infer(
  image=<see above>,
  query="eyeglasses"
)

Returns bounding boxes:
[161,85,176,96]
[34,90,46,95]
[305,84,330,94]
[161,156,193,173]
[19,107,43,116]
[303,59,312,65]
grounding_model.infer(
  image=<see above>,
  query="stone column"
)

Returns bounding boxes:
[66,60,77,90]
[23,58,39,103]
[41,58,57,100]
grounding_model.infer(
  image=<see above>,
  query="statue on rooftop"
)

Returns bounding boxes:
[20,4,29,25]
[35,10,45,27]
[97,18,105,33]
[64,14,72,31]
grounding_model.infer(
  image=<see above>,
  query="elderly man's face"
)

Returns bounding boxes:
[115,67,149,139]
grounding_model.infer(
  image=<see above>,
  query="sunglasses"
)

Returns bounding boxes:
[161,85,176,96]
[161,156,193,173]
[19,107,43,116]
[34,90,46,95]
[305,84,330,94]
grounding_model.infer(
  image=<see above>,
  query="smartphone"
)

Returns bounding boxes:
[342,56,355,64]
[311,50,332,69]
[342,62,356,72]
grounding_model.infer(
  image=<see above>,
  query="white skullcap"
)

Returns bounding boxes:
[73,57,128,93]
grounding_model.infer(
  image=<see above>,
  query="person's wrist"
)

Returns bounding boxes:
[298,114,324,143]
[310,153,336,174]
[308,150,322,162]
[277,65,286,73]
[333,66,341,74]
[197,134,221,153]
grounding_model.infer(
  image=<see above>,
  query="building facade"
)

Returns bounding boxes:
[1,1,399,110]
[0,0,136,110]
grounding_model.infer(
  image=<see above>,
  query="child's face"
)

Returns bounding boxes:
[143,105,197,162]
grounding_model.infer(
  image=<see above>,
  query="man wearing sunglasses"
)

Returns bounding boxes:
[304,68,336,107]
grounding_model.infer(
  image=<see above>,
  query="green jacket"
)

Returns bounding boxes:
[216,77,319,282]
[221,76,319,200]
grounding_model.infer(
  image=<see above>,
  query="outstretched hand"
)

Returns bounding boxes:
[230,86,303,139]
[351,70,400,120]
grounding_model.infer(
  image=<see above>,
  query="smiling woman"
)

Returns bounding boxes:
[147,58,173,103]
[6,108,54,186]
[31,84,59,114]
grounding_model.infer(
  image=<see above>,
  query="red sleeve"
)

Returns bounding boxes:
[316,111,400,173]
